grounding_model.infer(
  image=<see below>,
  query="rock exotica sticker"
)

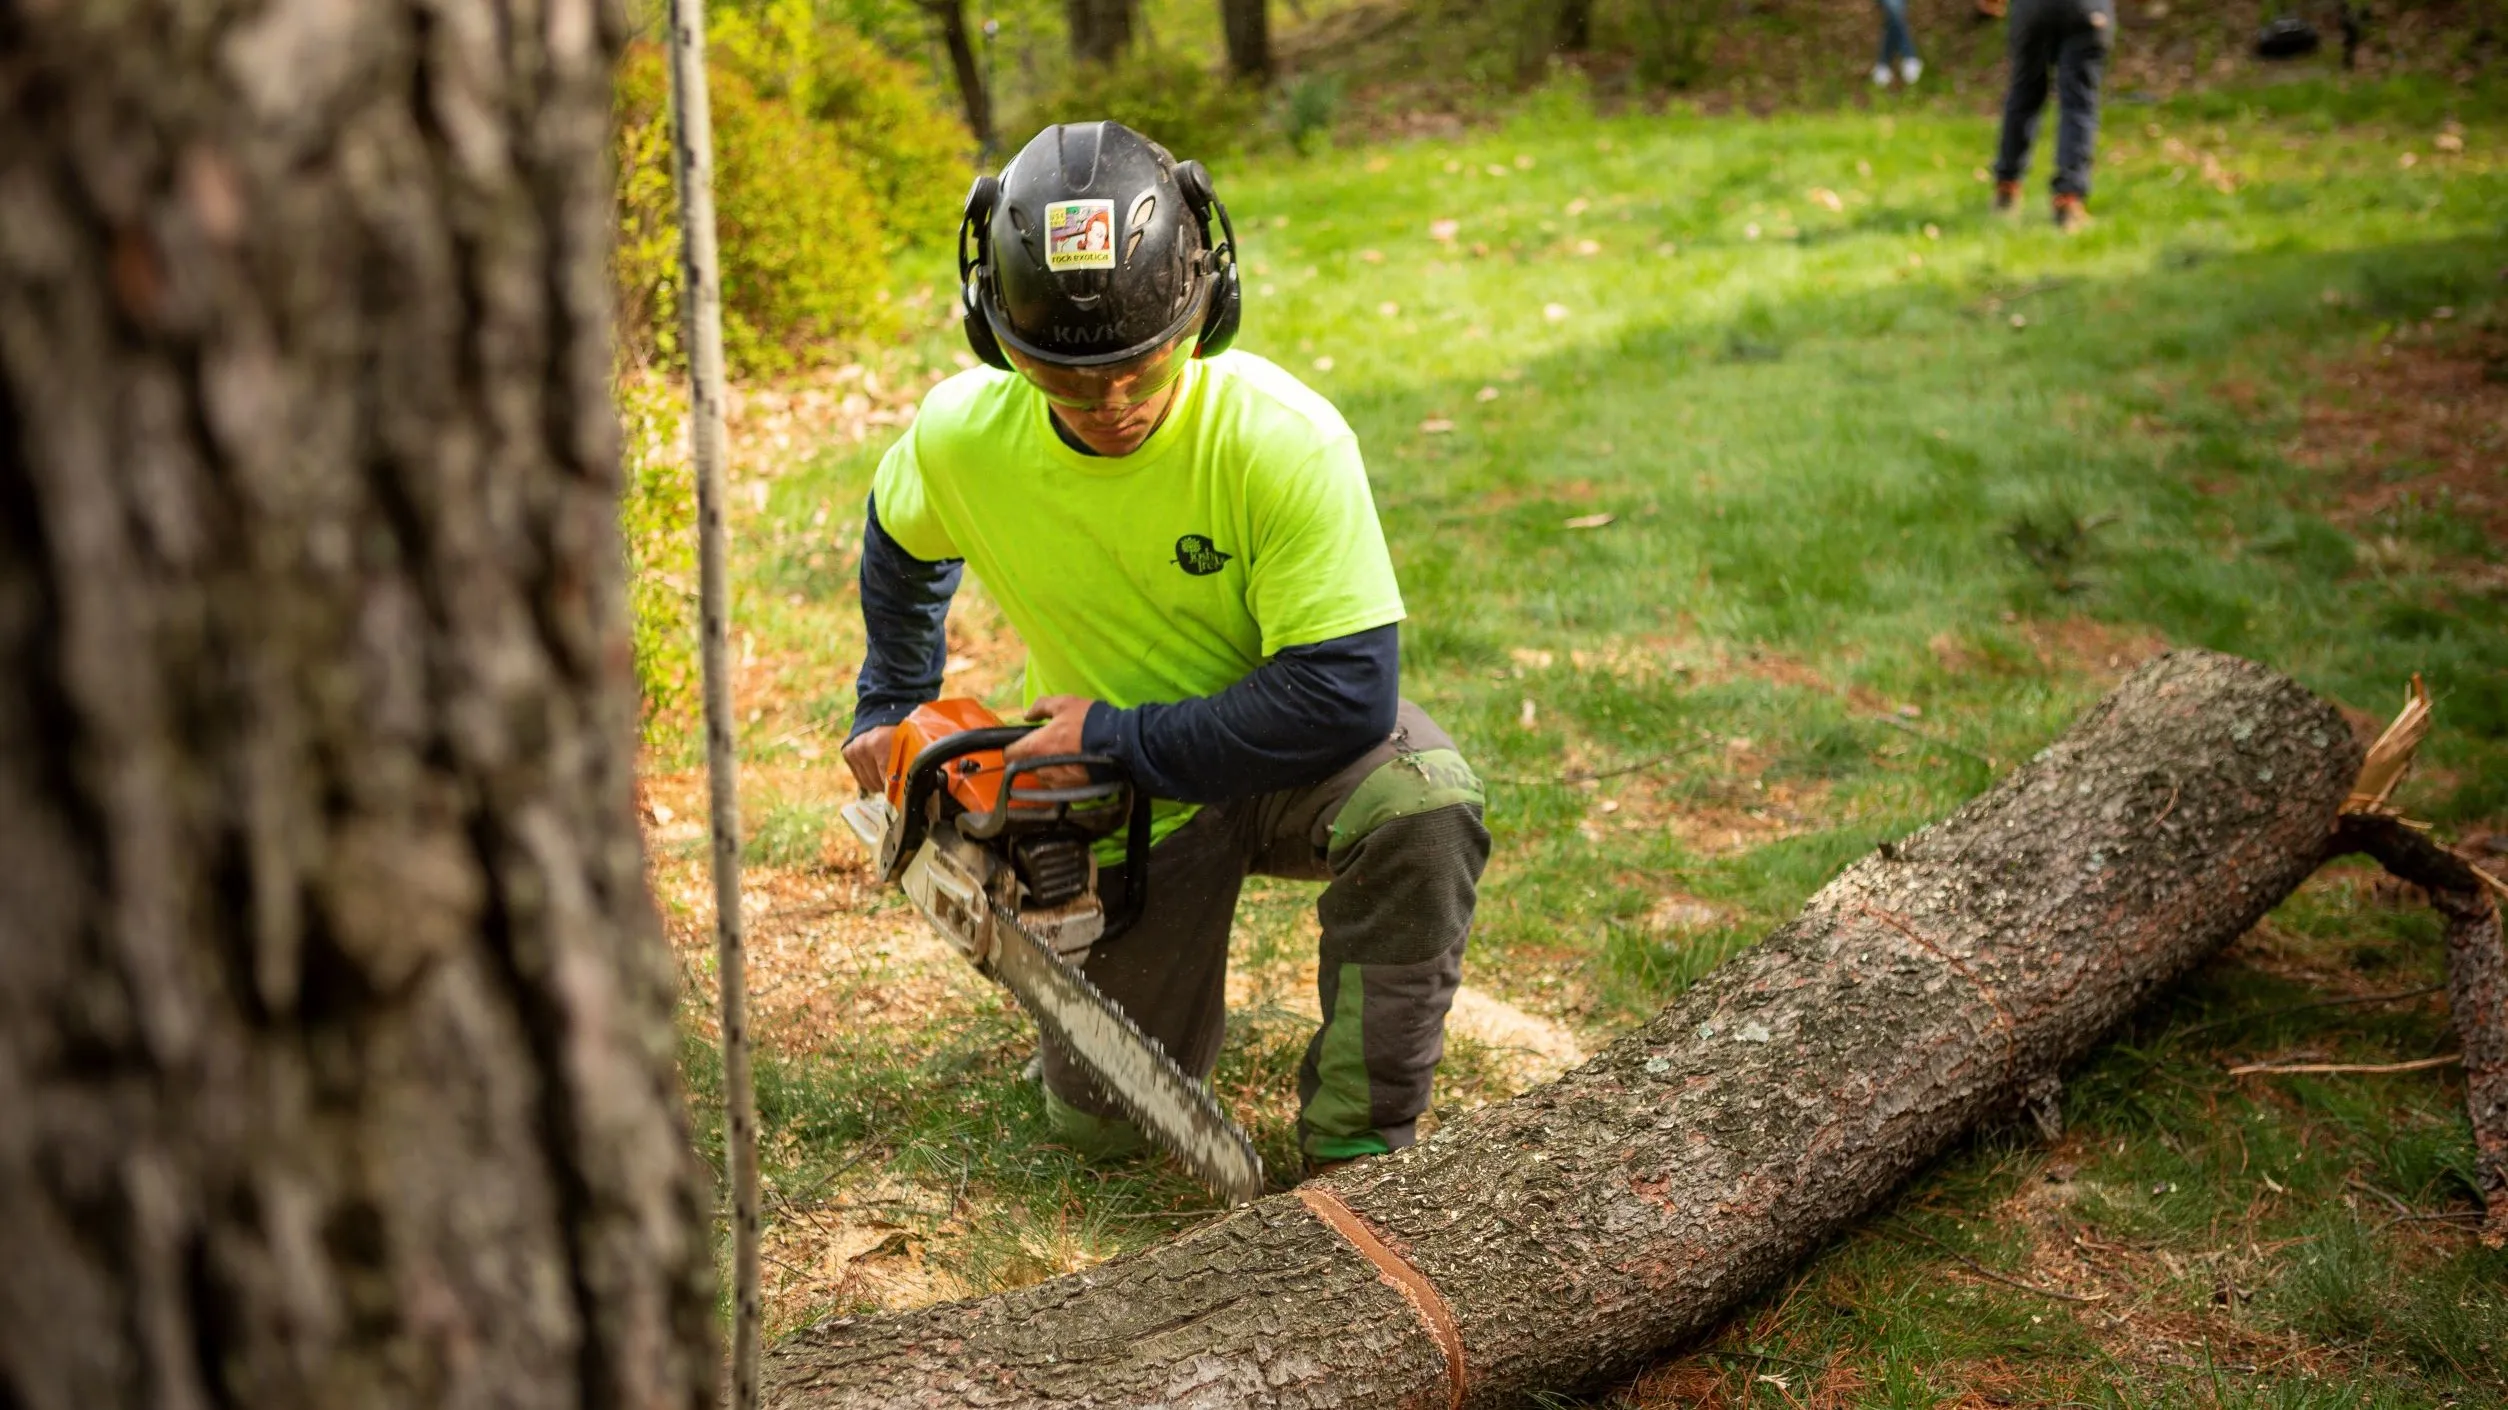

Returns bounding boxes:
[1046,199,1116,271]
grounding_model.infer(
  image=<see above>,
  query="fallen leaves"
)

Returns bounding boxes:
[1563,512,1616,530]
[1808,186,1845,213]
[1419,417,1455,434]
[1429,217,1460,242]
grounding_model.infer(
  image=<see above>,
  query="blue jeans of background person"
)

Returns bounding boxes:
[1994,0,2115,198]
[1874,0,1918,65]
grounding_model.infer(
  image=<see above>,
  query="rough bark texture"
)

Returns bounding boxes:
[764,651,2357,1408]
[1221,0,1271,82]
[2329,814,2508,1246]
[1064,0,1138,65]
[0,5,717,1409]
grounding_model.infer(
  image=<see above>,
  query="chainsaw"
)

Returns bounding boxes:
[840,699,1265,1205]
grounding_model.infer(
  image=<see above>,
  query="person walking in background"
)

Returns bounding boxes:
[1872,0,1923,86]
[1992,0,2116,229]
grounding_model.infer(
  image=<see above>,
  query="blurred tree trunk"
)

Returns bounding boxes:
[1065,0,1138,65]
[1557,0,1595,50]
[0,4,719,1409]
[1222,0,1272,81]
[920,0,996,148]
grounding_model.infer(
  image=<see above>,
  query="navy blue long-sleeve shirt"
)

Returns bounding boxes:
[850,495,1396,804]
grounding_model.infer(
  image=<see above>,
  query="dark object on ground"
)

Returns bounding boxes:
[764,652,2439,1407]
[2257,15,2324,58]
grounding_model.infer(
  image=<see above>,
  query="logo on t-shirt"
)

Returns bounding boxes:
[1172,534,1233,576]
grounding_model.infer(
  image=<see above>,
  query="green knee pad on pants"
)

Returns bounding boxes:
[1300,748,1489,1162]
[1042,1089,1149,1160]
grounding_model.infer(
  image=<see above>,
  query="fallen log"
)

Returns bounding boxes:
[762,651,2376,1408]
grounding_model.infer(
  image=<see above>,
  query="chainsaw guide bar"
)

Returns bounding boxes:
[845,792,1265,1206]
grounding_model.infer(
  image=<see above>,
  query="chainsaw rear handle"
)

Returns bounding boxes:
[882,725,1151,944]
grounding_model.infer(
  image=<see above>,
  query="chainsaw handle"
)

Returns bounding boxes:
[971,752,1151,945]
[884,729,1153,941]
[1098,786,1152,945]
[882,724,1037,880]
[959,752,1130,840]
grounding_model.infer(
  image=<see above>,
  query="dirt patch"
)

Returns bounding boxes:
[1445,984,1590,1087]
[2286,316,2508,583]
[759,1176,978,1333]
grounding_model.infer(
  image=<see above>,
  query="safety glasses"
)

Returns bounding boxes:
[1005,327,1199,415]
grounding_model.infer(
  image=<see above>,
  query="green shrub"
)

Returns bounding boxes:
[616,370,698,738]
[712,0,971,250]
[1277,72,1343,156]
[1018,49,1266,162]
[1623,0,1714,89]
[615,44,886,374]
[612,14,971,375]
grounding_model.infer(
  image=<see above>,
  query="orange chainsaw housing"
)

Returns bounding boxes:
[883,698,1019,817]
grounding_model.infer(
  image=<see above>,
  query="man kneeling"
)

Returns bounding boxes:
[843,120,1489,1175]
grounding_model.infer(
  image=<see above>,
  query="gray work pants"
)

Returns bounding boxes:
[1994,0,2115,199]
[1041,700,1489,1164]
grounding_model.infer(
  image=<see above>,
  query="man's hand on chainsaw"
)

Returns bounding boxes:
[1008,695,1100,790]
[844,726,896,795]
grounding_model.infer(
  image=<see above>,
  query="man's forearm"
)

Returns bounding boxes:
[851,494,963,739]
[1081,624,1399,804]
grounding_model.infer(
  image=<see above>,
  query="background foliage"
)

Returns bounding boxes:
[612,1,972,375]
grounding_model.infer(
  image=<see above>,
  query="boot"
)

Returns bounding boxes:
[1994,180,2022,212]
[2052,193,2089,231]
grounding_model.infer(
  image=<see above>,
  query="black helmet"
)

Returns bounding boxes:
[958,121,1240,370]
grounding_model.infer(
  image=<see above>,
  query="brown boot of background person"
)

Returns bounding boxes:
[1995,180,2022,211]
[1975,0,2009,17]
[2053,192,2089,230]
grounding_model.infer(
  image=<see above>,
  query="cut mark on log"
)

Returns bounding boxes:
[1859,903,2018,1062]
[1298,1186,1467,1408]
[2227,1053,2463,1076]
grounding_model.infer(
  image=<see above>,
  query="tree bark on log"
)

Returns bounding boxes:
[765,650,2366,1408]
[0,5,717,1408]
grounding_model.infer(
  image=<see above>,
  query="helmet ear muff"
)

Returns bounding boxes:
[1172,160,1240,359]
[959,173,1011,371]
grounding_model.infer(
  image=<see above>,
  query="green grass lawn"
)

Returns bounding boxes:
[654,71,2508,1405]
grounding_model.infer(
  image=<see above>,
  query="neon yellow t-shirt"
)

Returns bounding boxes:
[871,350,1406,836]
